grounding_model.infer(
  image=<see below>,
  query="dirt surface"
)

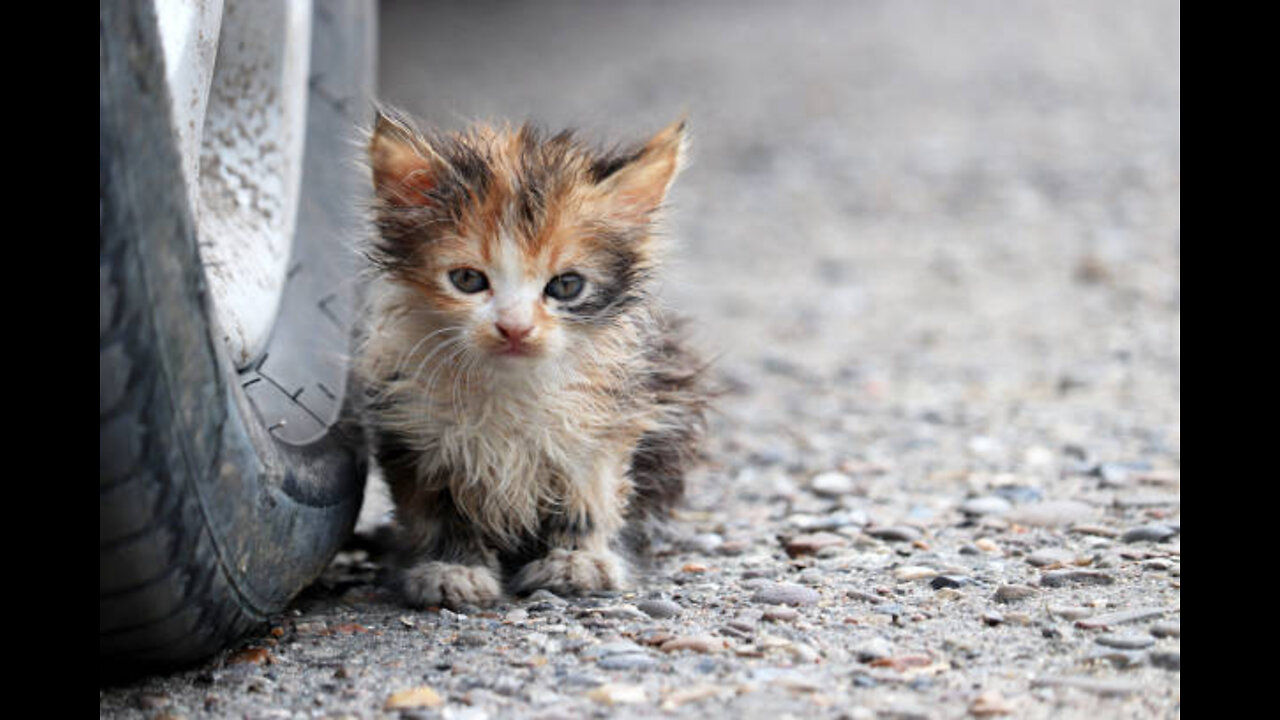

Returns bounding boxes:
[101,1,1179,718]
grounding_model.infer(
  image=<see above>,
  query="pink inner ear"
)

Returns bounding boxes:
[371,133,439,206]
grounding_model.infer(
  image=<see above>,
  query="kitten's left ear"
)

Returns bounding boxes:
[595,118,688,221]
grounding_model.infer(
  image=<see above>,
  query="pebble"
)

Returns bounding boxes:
[1074,607,1164,629]
[853,637,895,662]
[784,531,848,556]
[384,687,444,711]
[894,565,938,581]
[1095,634,1155,650]
[1040,570,1115,587]
[1143,558,1173,571]
[751,582,820,606]
[974,538,1002,553]
[596,653,658,670]
[960,496,1013,516]
[1025,547,1076,567]
[660,635,725,654]
[992,485,1043,504]
[1121,524,1178,543]
[930,575,971,590]
[1069,524,1119,538]
[1150,622,1180,638]
[1032,676,1141,697]
[586,683,646,705]
[970,690,1014,716]
[635,599,682,619]
[685,533,724,554]
[1046,605,1094,621]
[867,525,922,543]
[1007,500,1096,527]
[982,612,1004,626]
[810,471,858,497]
[994,584,1039,603]
[1149,650,1180,671]
[580,640,645,659]
[763,606,799,622]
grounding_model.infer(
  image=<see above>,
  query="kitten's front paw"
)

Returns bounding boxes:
[511,548,628,597]
[401,561,502,609]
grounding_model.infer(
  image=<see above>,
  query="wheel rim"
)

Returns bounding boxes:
[156,0,312,369]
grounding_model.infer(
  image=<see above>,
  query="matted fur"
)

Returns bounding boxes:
[357,108,708,607]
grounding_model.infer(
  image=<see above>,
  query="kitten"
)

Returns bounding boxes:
[357,109,708,608]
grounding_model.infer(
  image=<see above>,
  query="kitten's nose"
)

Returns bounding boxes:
[496,322,533,344]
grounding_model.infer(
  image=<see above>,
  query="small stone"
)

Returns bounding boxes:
[635,599,682,619]
[1074,607,1164,629]
[1046,605,1094,620]
[1150,622,1180,638]
[226,647,272,666]
[751,582,820,606]
[868,525,922,542]
[991,485,1043,504]
[660,684,724,711]
[982,612,1005,626]
[894,565,938,581]
[930,575,971,590]
[994,584,1039,604]
[686,533,724,554]
[960,496,1013,516]
[1008,500,1096,528]
[811,471,858,497]
[763,606,799,622]
[974,538,1001,553]
[580,640,645,659]
[853,637,895,662]
[970,690,1014,716]
[596,653,658,670]
[1121,524,1178,543]
[784,531,848,557]
[1026,548,1075,567]
[587,683,646,705]
[1032,676,1141,697]
[1150,650,1180,671]
[1143,558,1174,571]
[1095,634,1156,650]
[1040,570,1115,588]
[384,687,444,711]
[660,635,725,654]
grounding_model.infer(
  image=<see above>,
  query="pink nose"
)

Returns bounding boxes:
[496,322,533,343]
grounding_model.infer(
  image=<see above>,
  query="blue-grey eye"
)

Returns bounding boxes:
[545,272,585,301]
[448,268,489,293]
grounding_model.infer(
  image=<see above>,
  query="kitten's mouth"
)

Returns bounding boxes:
[494,342,537,358]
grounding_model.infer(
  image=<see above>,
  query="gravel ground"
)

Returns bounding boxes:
[101,1,1179,718]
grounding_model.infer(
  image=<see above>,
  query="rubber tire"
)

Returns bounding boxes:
[100,2,374,678]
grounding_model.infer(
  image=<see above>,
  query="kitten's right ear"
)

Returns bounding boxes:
[369,110,443,207]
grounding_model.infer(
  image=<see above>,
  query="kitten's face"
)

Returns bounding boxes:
[369,113,685,368]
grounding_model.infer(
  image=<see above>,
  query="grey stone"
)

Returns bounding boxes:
[635,599,682,619]
[1026,547,1076,567]
[1150,650,1180,671]
[1040,570,1116,587]
[596,653,658,670]
[1121,524,1178,543]
[1095,634,1155,650]
[960,496,1013,516]
[751,582,821,606]
[1007,500,1097,527]
[866,525,922,543]
[994,584,1039,603]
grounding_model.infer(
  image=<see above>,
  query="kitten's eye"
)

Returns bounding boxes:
[544,272,585,301]
[448,268,489,294]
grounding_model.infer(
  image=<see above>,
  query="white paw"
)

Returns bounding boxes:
[401,561,502,608]
[512,548,628,596]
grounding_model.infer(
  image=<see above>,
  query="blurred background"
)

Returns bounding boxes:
[375,0,1179,484]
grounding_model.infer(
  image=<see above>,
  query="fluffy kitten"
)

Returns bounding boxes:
[358,109,708,608]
